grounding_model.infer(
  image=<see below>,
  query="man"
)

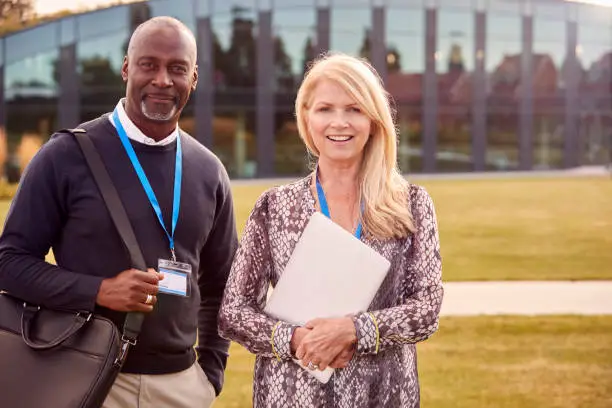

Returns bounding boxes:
[0,16,237,408]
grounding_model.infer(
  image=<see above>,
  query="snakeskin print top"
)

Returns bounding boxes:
[219,173,443,408]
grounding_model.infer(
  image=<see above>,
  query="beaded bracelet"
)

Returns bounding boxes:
[270,321,282,361]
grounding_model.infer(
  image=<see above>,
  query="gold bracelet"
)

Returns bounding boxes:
[368,312,380,354]
[270,321,282,362]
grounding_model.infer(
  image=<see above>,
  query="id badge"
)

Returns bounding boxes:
[158,259,192,297]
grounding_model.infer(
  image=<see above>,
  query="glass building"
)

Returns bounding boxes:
[0,0,610,179]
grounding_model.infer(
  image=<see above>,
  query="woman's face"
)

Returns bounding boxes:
[306,79,372,167]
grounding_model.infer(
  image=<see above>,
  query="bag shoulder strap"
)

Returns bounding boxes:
[62,128,145,354]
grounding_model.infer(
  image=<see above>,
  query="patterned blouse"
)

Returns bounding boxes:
[219,173,443,408]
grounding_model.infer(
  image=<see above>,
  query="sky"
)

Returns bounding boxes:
[567,0,612,5]
[34,0,136,16]
[33,0,612,16]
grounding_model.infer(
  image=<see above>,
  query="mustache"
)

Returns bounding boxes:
[142,93,178,102]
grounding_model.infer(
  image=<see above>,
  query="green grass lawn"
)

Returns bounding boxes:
[1,176,610,280]
[231,176,612,281]
[217,177,612,406]
[216,316,612,408]
[1,177,610,406]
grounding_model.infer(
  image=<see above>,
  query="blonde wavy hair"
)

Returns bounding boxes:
[295,53,415,239]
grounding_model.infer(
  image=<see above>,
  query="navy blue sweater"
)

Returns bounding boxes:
[0,115,238,395]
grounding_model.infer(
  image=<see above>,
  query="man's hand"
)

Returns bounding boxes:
[295,317,357,371]
[96,268,163,312]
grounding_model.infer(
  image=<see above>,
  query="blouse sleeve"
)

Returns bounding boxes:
[352,185,444,355]
[218,190,298,360]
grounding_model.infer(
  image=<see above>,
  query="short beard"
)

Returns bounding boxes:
[141,100,177,122]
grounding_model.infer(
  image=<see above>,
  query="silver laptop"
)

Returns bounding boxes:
[264,212,391,383]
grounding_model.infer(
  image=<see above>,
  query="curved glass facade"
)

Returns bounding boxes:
[0,0,610,179]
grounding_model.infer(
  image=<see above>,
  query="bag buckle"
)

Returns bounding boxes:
[23,302,40,311]
[121,334,137,347]
[114,335,137,367]
[76,311,92,322]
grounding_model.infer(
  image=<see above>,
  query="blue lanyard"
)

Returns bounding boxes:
[112,109,182,261]
[315,173,362,239]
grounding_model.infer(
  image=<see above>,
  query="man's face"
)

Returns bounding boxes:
[122,26,198,124]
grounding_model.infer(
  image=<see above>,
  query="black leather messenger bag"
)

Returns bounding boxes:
[0,128,147,408]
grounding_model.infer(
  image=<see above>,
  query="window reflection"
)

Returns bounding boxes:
[386,7,424,173]
[330,7,371,56]
[437,11,474,73]
[212,3,258,178]
[577,7,612,166]
[4,50,58,181]
[487,0,521,15]
[486,13,522,170]
[5,23,58,65]
[179,98,196,137]
[436,9,474,172]
[275,110,310,176]
[532,15,566,169]
[2,0,611,180]
[78,31,128,123]
[273,6,316,176]
[0,127,7,182]
[77,6,129,41]
[149,0,195,32]
[273,8,316,88]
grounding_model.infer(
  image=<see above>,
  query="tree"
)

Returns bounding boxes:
[80,57,123,88]
[273,35,294,92]
[212,30,226,86]
[447,43,465,73]
[386,46,401,73]
[301,36,316,77]
[360,31,404,74]
[0,0,140,37]
[79,56,124,117]
[0,0,33,22]
[0,0,33,35]
[358,28,372,62]
[223,6,256,89]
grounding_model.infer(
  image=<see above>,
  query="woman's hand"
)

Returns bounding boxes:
[290,327,311,356]
[329,344,356,369]
[295,317,357,371]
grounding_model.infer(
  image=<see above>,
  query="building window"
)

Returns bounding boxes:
[4,50,58,181]
[212,0,258,178]
[576,5,612,166]
[486,11,522,170]
[532,4,567,169]
[78,31,128,123]
[436,8,474,172]
[330,4,371,57]
[386,5,425,173]
[273,2,316,176]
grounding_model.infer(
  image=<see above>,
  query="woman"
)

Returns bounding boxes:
[219,53,443,407]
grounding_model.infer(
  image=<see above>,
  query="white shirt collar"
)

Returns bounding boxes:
[108,99,178,146]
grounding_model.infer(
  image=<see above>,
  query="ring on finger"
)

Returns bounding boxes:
[144,293,153,305]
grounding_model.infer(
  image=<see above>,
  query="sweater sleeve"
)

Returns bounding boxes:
[195,166,238,396]
[352,185,443,355]
[0,135,104,312]
[218,190,299,361]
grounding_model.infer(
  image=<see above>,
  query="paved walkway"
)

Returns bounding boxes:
[440,281,612,316]
[245,167,611,316]
[232,165,611,186]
